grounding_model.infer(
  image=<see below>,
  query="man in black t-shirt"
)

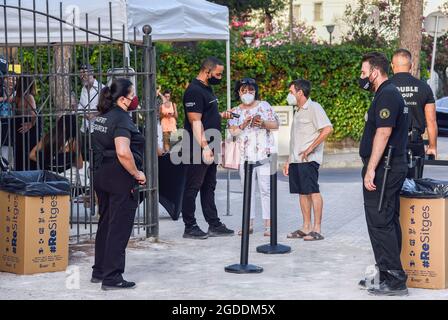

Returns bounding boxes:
[391,48,438,178]
[181,57,234,239]
[358,52,409,296]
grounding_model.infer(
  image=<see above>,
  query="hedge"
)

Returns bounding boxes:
[157,42,427,141]
[19,42,427,141]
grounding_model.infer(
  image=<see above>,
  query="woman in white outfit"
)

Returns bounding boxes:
[227,78,279,236]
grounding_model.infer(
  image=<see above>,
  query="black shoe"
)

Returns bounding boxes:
[208,224,234,237]
[368,282,408,296]
[183,225,209,239]
[101,280,136,291]
[91,277,103,284]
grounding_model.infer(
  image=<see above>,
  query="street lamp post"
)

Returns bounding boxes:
[424,11,448,95]
[325,24,335,45]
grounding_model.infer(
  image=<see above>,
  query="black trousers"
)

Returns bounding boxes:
[181,163,221,228]
[92,160,138,285]
[362,157,408,288]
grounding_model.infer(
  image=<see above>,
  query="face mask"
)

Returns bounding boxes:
[128,96,139,111]
[358,71,377,91]
[208,75,222,85]
[241,93,255,105]
[287,93,297,106]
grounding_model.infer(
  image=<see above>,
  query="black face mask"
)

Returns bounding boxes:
[208,75,222,86]
[358,76,371,91]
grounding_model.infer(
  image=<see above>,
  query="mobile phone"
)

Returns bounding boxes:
[230,112,240,118]
[251,114,261,126]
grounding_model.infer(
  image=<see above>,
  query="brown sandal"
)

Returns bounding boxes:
[303,231,325,241]
[238,228,254,236]
[287,229,309,239]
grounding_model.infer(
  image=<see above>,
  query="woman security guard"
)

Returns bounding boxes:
[90,78,146,290]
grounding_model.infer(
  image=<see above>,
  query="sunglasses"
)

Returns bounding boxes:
[240,78,256,85]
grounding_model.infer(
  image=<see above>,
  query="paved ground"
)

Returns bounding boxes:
[1,163,448,300]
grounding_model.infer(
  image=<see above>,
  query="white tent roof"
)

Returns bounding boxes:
[0,0,229,45]
[128,0,229,42]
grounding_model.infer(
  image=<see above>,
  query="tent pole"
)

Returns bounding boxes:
[225,39,232,216]
[143,25,159,239]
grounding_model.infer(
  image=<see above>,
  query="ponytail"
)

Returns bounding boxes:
[97,78,133,114]
[97,86,113,114]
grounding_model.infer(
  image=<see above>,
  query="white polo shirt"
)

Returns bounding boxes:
[289,98,332,165]
[77,79,103,133]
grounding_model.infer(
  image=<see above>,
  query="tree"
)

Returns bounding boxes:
[399,0,423,77]
[209,0,253,18]
[209,0,287,32]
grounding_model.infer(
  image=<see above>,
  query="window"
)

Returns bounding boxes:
[314,2,323,22]
[293,4,301,22]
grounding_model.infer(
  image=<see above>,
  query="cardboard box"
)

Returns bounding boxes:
[0,191,70,275]
[400,197,448,289]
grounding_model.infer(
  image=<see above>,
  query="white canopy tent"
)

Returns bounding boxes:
[0,0,233,216]
[0,0,231,108]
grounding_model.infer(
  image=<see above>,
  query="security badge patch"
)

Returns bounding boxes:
[379,108,390,119]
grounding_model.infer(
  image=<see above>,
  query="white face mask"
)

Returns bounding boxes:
[241,93,255,105]
[287,93,297,106]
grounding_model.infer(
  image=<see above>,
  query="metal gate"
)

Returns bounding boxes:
[0,1,158,243]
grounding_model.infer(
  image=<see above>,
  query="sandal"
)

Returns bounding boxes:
[303,231,325,241]
[238,228,253,236]
[287,229,309,239]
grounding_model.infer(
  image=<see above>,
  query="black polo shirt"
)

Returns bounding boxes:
[391,72,435,133]
[359,80,408,159]
[92,106,145,169]
[183,78,221,136]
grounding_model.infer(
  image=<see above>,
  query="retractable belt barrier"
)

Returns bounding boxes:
[225,155,291,275]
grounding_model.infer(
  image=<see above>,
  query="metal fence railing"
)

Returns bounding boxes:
[0,1,158,243]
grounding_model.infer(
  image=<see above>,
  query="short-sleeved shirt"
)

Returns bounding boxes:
[391,72,435,133]
[78,79,103,133]
[183,78,221,139]
[289,98,332,165]
[227,101,279,162]
[359,80,408,159]
[92,106,145,169]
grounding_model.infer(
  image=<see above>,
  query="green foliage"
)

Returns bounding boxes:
[18,41,428,141]
[209,0,287,18]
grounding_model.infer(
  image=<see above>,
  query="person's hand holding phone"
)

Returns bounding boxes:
[251,114,263,128]
[239,116,252,130]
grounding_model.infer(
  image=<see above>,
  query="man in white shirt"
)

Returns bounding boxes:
[283,79,333,241]
[77,64,103,162]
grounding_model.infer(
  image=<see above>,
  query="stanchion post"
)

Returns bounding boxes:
[225,161,263,274]
[256,154,291,254]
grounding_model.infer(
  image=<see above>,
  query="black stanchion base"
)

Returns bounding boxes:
[225,264,263,274]
[256,244,291,254]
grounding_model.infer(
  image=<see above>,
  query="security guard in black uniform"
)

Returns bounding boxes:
[390,48,438,179]
[91,78,146,290]
[181,56,234,239]
[358,52,409,296]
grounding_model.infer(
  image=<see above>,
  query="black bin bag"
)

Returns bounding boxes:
[401,178,448,199]
[0,170,70,196]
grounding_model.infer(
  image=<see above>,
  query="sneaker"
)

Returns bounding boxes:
[367,282,408,296]
[183,225,209,239]
[101,280,136,291]
[208,224,234,237]
[90,277,103,284]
